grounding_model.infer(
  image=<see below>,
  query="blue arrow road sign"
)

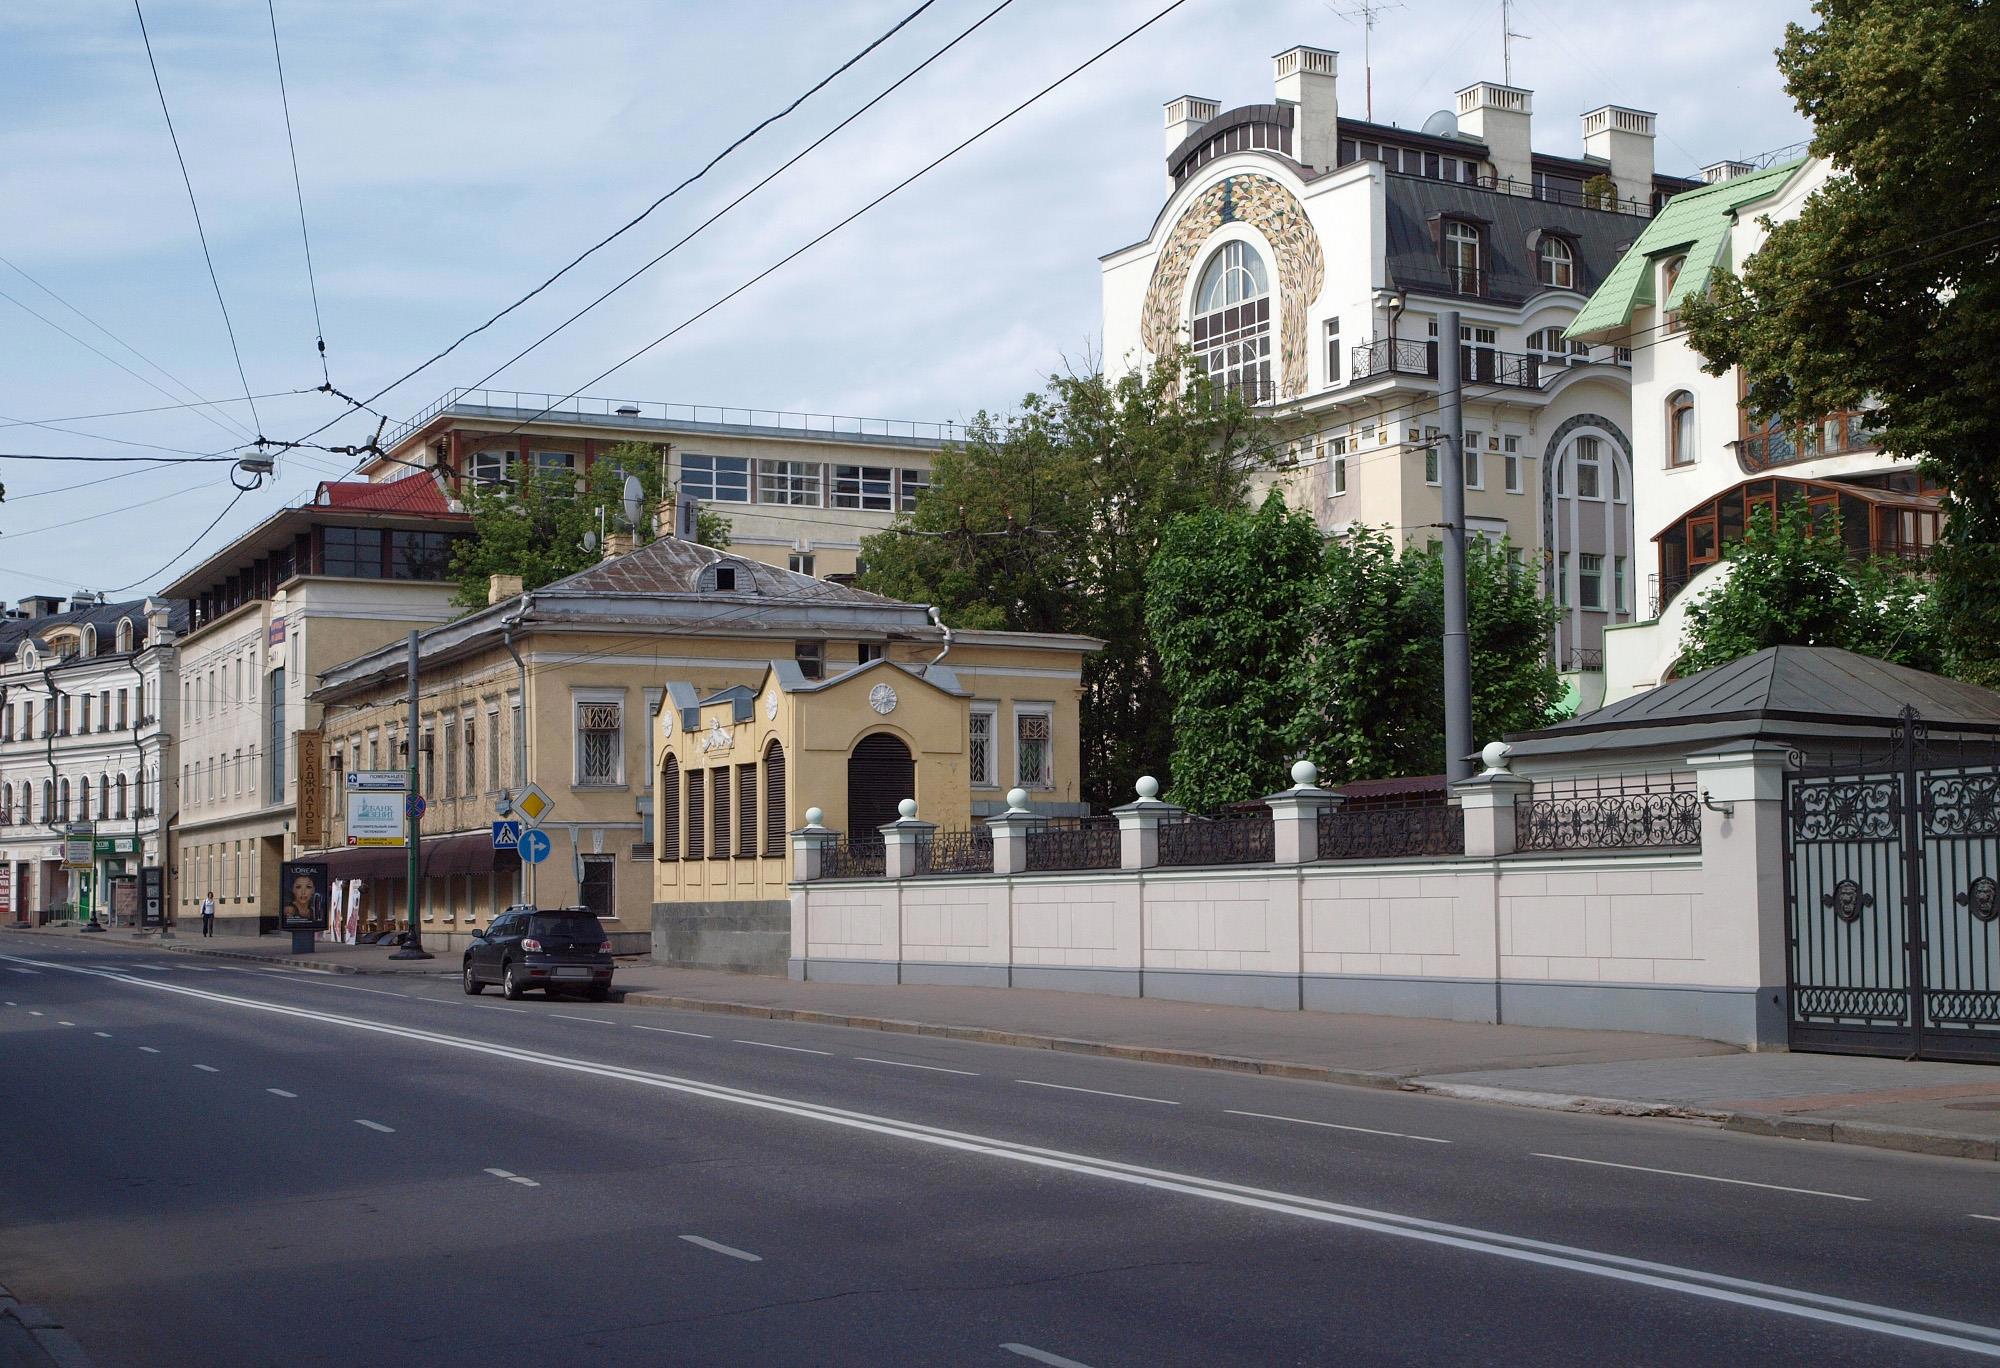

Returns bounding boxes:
[517,828,552,865]
[491,820,522,850]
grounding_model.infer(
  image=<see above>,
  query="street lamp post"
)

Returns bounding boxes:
[389,630,432,960]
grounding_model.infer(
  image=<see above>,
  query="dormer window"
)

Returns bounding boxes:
[1443,221,1483,294]
[1537,235,1575,289]
[696,557,752,594]
[116,618,134,653]
[715,566,737,592]
[81,625,97,658]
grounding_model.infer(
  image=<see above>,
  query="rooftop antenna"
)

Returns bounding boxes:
[1502,0,1530,87]
[1329,0,1401,121]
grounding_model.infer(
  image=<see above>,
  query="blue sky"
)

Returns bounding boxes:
[0,0,1814,603]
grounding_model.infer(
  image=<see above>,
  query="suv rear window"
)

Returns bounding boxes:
[528,911,604,939]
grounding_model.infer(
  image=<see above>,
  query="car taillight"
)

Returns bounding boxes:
[598,941,612,954]
[522,937,543,952]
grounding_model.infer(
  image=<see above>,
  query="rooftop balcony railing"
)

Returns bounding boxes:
[1348,340,1547,391]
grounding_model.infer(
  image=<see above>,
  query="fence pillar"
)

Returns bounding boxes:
[1265,761,1341,863]
[1453,742,1533,858]
[1113,776,1182,870]
[986,788,1043,875]
[1686,740,1794,1039]
[790,808,836,881]
[881,799,936,879]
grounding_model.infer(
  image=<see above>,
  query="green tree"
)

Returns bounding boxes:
[1292,529,1562,781]
[1145,494,1323,811]
[860,353,1268,805]
[1678,0,2000,682]
[1678,503,1941,674]
[448,441,729,608]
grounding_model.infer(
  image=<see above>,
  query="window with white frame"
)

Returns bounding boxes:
[486,708,501,794]
[1014,706,1052,790]
[1574,436,1603,499]
[1614,555,1628,613]
[787,551,815,576]
[532,450,575,476]
[470,448,516,487]
[1503,435,1523,493]
[1463,431,1483,489]
[681,454,749,503]
[1331,437,1347,495]
[1537,236,1575,289]
[757,460,821,506]
[968,705,997,788]
[1190,240,1272,399]
[1322,316,1340,387]
[1558,552,1571,606]
[1443,221,1482,292]
[897,468,929,513]
[575,693,624,786]
[832,465,892,510]
[1578,553,1605,609]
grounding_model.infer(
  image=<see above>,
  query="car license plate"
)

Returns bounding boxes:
[555,968,590,979]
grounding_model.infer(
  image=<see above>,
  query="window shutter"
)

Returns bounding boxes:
[763,742,786,856]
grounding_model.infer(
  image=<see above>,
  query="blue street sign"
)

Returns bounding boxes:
[407,794,428,820]
[491,820,523,851]
[517,828,552,865]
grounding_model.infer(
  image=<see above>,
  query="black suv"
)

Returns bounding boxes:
[464,905,615,1001]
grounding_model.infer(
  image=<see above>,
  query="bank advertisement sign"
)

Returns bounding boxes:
[346,789,407,847]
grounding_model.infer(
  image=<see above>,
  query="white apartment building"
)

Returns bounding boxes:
[1101,45,1711,704]
[364,388,953,581]
[0,595,181,925]
[1567,155,1937,702]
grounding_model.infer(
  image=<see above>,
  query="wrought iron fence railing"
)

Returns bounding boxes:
[1159,812,1275,867]
[1317,802,1465,860]
[820,834,885,880]
[1515,775,1701,851]
[1024,819,1122,872]
[914,827,994,876]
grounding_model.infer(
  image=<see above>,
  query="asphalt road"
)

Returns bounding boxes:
[3,930,1999,1366]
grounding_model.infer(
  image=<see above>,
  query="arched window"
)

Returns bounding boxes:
[2,783,11,823]
[763,739,787,857]
[116,618,134,653]
[658,754,680,861]
[116,774,128,819]
[59,777,71,821]
[1667,391,1696,467]
[79,777,91,821]
[81,625,97,658]
[1537,236,1574,289]
[41,780,53,824]
[99,773,109,819]
[1443,221,1483,293]
[1190,241,1272,400]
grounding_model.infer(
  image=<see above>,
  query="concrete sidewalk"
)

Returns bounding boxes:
[14,924,1997,1162]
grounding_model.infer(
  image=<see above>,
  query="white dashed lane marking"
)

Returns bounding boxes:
[138,1046,160,1054]
[1016,1079,1178,1106]
[1003,1343,1095,1367]
[551,1014,614,1025]
[355,1119,395,1133]
[856,1056,980,1076]
[267,1089,297,1098]
[1227,1110,1452,1145]
[484,1167,541,1188]
[1530,1154,1867,1202]
[679,1235,760,1263]
[94,1031,112,1038]
[733,1039,831,1056]
[57,1021,75,1027]
[194,1064,220,1073]
[631,1024,710,1038]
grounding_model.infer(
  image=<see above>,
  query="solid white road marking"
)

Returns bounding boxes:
[14,951,1998,1359]
[631,1024,711,1038]
[552,1014,614,1025]
[1227,1110,1451,1145]
[138,1046,159,1054]
[355,1119,395,1133]
[1017,1079,1178,1106]
[857,1056,980,1076]
[1003,1344,1094,1368]
[733,1039,832,1056]
[484,1167,541,1188]
[1530,1154,1868,1202]
[679,1235,761,1263]
[194,1064,220,1073]
[267,1089,297,1098]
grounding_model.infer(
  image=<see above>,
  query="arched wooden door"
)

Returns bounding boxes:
[847,733,914,845]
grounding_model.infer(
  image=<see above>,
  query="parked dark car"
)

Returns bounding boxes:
[463,905,614,1001]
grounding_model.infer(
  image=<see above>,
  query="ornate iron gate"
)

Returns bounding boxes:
[1784,708,2000,1061]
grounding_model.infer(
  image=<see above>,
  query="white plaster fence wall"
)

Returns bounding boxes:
[789,747,1791,1047]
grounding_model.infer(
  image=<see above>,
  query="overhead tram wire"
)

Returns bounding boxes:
[265,0,328,386]
[132,0,265,440]
[479,0,1197,450]
[106,485,254,595]
[286,0,947,453]
[422,0,1025,458]
[0,391,313,432]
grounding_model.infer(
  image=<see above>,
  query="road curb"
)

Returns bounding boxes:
[620,989,1999,1163]
[0,1283,94,1367]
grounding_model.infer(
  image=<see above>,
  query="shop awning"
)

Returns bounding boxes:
[307,832,521,882]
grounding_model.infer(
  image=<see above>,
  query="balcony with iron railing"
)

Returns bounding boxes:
[1347,340,1547,391]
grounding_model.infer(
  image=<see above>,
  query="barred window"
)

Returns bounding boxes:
[577,700,623,786]
[443,718,458,797]
[1015,709,1052,790]
[968,706,995,787]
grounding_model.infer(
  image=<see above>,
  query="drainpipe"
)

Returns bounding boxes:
[926,605,953,671]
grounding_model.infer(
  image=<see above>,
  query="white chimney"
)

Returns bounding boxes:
[1164,95,1220,156]
[1272,46,1338,171]
[1582,105,1657,209]
[1701,159,1754,184]
[1456,82,1533,193]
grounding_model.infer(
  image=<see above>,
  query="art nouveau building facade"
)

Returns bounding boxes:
[1566,155,1937,702]
[1102,46,1710,703]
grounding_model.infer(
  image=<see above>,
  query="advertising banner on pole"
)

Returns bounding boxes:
[346,789,407,847]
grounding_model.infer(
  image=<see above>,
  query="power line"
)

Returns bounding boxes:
[265,0,328,386]
[293,0,945,449]
[107,486,252,594]
[2,478,227,541]
[0,391,312,432]
[480,0,1195,450]
[0,411,245,460]
[0,450,246,465]
[132,0,264,439]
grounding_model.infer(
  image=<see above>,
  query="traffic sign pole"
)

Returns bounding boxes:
[390,629,433,960]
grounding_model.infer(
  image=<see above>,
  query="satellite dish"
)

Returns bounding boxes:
[622,474,643,530]
[1420,109,1459,139]
[582,530,598,552]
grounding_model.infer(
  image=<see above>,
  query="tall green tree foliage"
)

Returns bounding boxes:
[860,355,1266,805]
[1679,0,2000,682]
[1678,503,1941,674]
[1146,494,1322,811]
[448,441,729,608]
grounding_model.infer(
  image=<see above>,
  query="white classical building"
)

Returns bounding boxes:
[0,595,182,925]
[1102,45,1712,704]
[1567,155,1938,702]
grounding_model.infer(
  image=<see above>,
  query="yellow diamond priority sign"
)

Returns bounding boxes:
[514,782,554,828]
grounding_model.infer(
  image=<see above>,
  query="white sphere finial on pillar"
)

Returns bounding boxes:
[1290,759,1319,789]
[897,798,918,821]
[804,807,824,828]
[1005,787,1030,812]
[1135,775,1160,801]
[1479,740,1513,774]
